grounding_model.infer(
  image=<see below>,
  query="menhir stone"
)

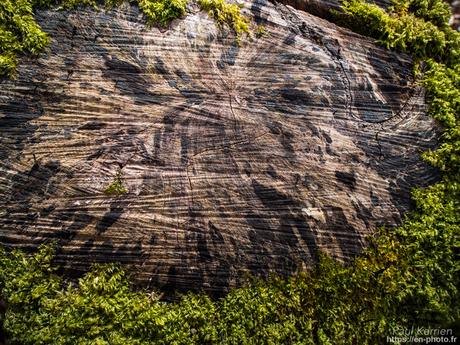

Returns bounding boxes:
[0,1,438,296]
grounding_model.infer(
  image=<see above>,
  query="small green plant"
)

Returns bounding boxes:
[255,24,265,38]
[420,60,460,173]
[104,171,127,196]
[138,0,187,26]
[0,52,17,79]
[198,0,250,39]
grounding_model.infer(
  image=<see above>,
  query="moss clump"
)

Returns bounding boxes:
[420,60,459,174]
[198,0,249,39]
[104,171,127,196]
[255,24,265,38]
[391,0,452,28]
[0,0,49,78]
[340,0,460,65]
[138,0,187,26]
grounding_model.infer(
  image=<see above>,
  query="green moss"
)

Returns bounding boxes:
[104,172,128,196]
[0,52,17,78]
[198,0,249,39]
[0,0,49,78]
[391,0,452,28]
[255,24,265,38]
[138,0,187,26]
[340,0,460,65]
[421,60,460,128]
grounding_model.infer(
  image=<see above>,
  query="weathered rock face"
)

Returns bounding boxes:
[0,1,438,295]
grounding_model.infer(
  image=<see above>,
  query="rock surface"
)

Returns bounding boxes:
[448,0,460,30]
[0,1,438,295]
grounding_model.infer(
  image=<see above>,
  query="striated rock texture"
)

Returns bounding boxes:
[0,1,438,296]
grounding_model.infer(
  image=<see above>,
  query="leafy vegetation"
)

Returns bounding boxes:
[138,0,187,26]
[340,0,460,65]
[255,24,265,38]
[391,0,451,28]
[421,60,460,172]
[0,0,49,78]
[0,0,459,343]
[104,171,128,196]
[198,0,249,39]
